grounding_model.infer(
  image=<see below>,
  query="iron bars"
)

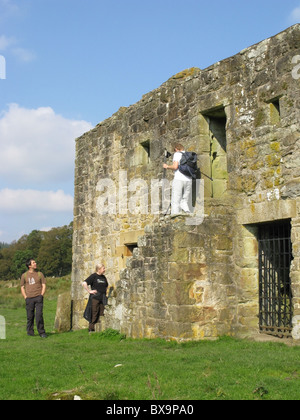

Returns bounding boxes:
[258,221,293,338]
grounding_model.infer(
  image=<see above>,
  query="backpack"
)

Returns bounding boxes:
[179,152,198,179]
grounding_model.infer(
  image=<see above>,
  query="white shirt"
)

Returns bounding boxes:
[173,151,192,181]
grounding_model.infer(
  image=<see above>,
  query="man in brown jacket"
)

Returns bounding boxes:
[20,259,47,338]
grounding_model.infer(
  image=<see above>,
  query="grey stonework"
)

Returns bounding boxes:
[67,25,300,341]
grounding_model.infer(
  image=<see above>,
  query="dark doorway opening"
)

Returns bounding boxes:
[258,221,293,337]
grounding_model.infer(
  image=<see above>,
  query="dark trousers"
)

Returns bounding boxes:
[89,298,104,332]
[25,295,45,336]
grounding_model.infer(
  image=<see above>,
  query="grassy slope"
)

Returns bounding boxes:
[0,277,300,401]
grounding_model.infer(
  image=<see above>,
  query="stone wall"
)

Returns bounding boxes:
[70,25,300,341]
[105,207,236,341]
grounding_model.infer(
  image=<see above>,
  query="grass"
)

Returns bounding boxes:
[0,277,300,400]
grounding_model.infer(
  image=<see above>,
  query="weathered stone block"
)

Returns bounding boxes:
[54,292,72,332]
[168,263,206,281]
[163,281,195,306]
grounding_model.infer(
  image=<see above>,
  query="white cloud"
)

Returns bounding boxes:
[0,34,16,51]
[11,47,36,63]
[289,6,300,24]
[0,0,35,62]
[0,188,73,213]
[0,104,92,242]
[0,103,93,187]
[40,227,53,232]
[0,37,36,62]
[0,0,20,20]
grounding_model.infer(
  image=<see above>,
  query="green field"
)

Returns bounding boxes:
[0,278,300,400]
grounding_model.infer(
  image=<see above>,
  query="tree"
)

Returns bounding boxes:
[11,249,34,279]
[0,247,15,280]
[37,224,73,277]
[0,222,73,280]
[0,257,11,281]
[26,230,43,257]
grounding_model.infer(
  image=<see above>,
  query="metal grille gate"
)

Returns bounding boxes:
[258,221,293,337]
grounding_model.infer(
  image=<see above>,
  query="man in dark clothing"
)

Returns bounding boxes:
[82,264,108,332]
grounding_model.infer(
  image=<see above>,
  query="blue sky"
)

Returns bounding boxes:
[0,0,299,243]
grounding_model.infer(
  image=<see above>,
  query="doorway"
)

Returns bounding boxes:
[258,221,293,337]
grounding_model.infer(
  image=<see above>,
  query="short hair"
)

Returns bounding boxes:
[173,143,184,151]
[26,258,34,269]
[96,263,105,272]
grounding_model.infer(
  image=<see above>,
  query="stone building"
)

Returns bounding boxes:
[70,25,300,341]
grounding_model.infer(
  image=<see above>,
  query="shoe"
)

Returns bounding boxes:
[40,333,47,338]
[27,332,34,337]
[170,213,182,218]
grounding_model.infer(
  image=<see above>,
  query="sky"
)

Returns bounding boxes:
[0,0,299,243]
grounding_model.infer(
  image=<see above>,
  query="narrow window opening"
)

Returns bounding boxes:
[269,98,281,124]
[141,140,150,164]
[125,243,138,257]
[202,107,228,198]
